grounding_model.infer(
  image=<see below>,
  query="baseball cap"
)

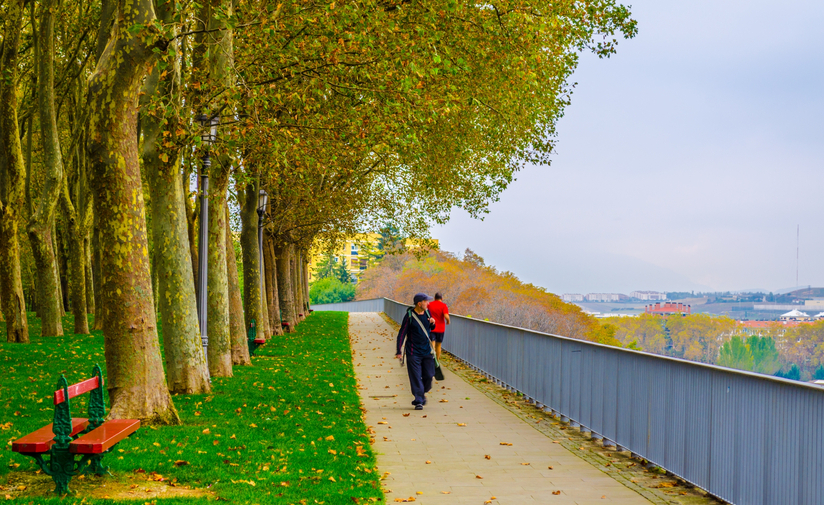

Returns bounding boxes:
[413,293,433,304]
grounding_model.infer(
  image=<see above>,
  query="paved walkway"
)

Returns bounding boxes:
[350,313,653,505]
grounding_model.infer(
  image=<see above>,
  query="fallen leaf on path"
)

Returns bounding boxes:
[484,455,491,460]
[552,490,561,495]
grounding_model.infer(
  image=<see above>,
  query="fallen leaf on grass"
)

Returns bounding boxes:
[174,460,189,467]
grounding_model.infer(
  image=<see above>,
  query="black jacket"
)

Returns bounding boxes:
[396,308,435,358]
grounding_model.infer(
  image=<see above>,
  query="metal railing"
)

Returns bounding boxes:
[313,297,824,505]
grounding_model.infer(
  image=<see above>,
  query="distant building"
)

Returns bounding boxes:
[645,302,691,316]
[562,294,584,302]
[780,309,810,321]
[585,293,629,302]
[631,291,667,301]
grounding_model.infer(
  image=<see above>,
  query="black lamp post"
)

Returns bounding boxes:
[257,189,268,315]
[196,113,219,373]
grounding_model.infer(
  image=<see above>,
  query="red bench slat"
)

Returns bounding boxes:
[70,419,140,454]
[54,376,101,405]
[12,418,89,453]
[254,338,266,344]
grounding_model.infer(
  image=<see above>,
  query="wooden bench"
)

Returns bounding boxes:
[247,319,266,356]
[12,365,140,494]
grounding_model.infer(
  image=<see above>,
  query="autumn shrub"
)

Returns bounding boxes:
[357,249,604,343]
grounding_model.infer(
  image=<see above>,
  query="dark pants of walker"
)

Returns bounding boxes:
[406,354,435,405]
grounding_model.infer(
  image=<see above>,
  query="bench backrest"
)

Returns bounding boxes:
[54,376,101,405]
[52,365,107,450]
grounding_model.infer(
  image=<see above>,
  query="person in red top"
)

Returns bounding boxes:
[427,293,450,360]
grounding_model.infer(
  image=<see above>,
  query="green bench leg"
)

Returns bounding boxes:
[49,448,75,495]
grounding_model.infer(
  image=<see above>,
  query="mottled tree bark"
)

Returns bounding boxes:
[63,172,90,335]
[0,0,30,343]
[27,0,64,337]
[141,14,210,394]
[226,204,250,365]
[197,0,235,377]
[264,234,283,336]
[57,224,70,314]
[292,247,305,321]
[88,0,178,423]
[91,224,104,331]
[85,233,95,315]
[206,169,232,377]
[275,242,296,332]
[240,182,267,337]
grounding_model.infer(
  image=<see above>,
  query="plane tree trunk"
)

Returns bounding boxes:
[27,0,64,337]
[88,0,179,423]
[275,241,296,332]
[240,181,268,337]
[141,7,210,394]
[225,204,250,365]
[0,0,30,343]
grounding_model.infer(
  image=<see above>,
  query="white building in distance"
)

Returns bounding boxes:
[562,294,584,302]
[630,291,667,301]
[585,293,628,302]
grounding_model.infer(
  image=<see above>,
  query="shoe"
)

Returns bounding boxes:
[422,397,427,406]
[411,400,419,406]
[414,404,423,410]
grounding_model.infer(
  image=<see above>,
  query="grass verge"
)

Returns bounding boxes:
[0,311,382,504]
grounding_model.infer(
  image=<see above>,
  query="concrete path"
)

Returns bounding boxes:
[350,313,653,505]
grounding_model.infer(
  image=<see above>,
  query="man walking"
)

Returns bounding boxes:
[396,293,436,410]
[428,292,450,360]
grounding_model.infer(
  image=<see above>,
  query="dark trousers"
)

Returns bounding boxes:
[406,353,435,405]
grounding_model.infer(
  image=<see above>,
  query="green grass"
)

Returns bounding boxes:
[0,311,382,504]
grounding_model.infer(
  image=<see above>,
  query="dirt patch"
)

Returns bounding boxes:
[0,470,212,501]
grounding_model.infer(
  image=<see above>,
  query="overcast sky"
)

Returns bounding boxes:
[433,0,824,295]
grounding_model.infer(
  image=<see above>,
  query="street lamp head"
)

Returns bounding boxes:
[258,189,269,212]
[197,113,220,146]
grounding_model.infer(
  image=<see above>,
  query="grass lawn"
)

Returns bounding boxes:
[0,311,383,504]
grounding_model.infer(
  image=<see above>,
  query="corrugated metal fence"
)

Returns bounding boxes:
[313,298,824,505]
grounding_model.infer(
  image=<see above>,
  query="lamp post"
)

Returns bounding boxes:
[196,113,219,373]
[257,189,268,310]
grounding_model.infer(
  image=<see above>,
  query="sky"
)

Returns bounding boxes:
[432,0,824,295]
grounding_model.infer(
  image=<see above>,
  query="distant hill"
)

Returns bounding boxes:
[356,249,616,345]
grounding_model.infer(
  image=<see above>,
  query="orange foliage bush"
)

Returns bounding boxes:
[357,249,616,344]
